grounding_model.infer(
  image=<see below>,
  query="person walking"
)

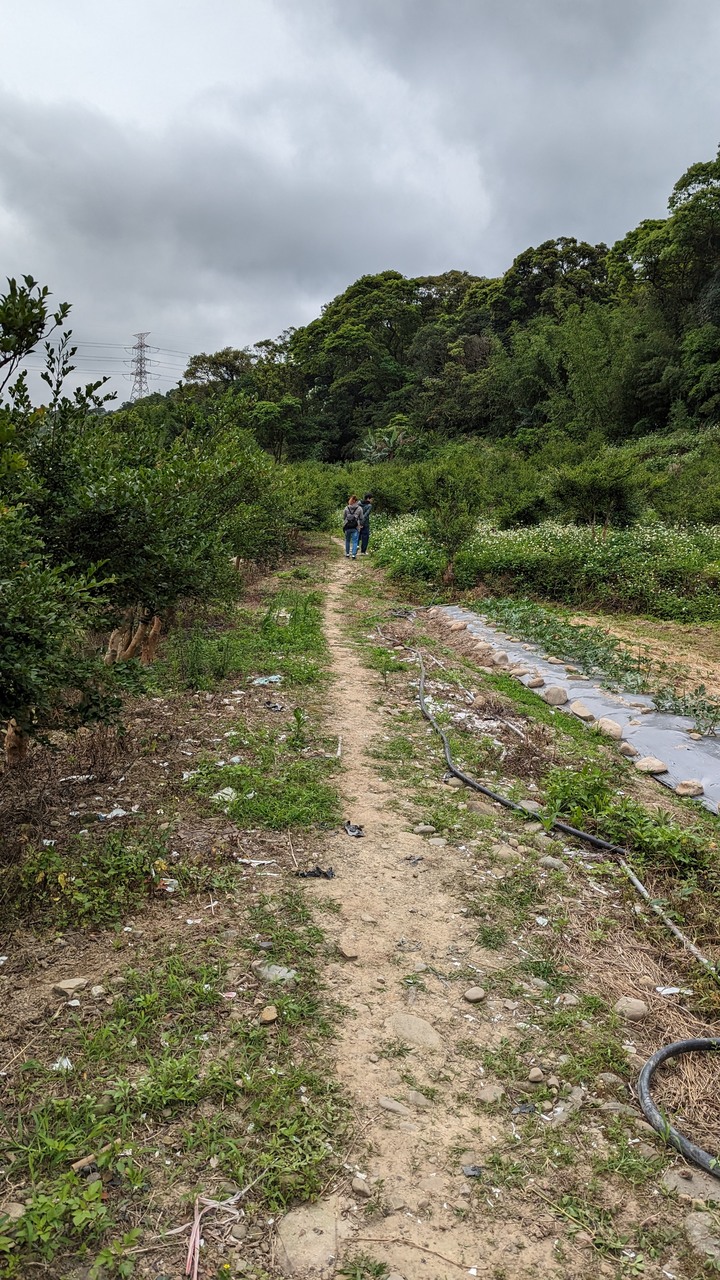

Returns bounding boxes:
[359,493,373,554]
[342,495,364,559]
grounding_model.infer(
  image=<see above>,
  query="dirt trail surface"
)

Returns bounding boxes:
[277,559,570,1278]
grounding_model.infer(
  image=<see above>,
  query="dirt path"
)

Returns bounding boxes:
[277,554,557,1279]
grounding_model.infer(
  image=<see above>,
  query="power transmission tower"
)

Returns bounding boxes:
[129,331,151,399]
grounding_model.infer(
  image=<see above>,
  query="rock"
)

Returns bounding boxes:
[406,1090,432,1108]
[53,977,88,997]
[528,1067,544,1083]
[689,731,703,740]
[664,1168,720,1204]
[386,1012,443,1051]
[595,1073,626,1094]
[526,677,545,689]
[477,1084,505,1104]
[351,1176,373,1198]
[259,1005,278,1025]
[386,1192,407,1212]
[463,986,486,1004]
[413,824,436,834]
[0,1202,26,1221]
[546,1075,560,1088]
[547,657,565,665]
[467,798,498,816]
[570,700,595,722]
[337,938,359,961]
[445,775,463,788]
[634,757,668,775]
[90,985,106,998]
[275,1196,352,1276]
[520,799,543,813]
[620,742,639,757]
[230,1222,248,1240]
[597,717,623,739]
[360,913,377,924]
[491,651,509,668]
[685,1211,720,1263]
[549,1086,585,1127]
[555,992,580,1008]
[614,996,649,1022]
[539,856,566,872]
[449,620,467,632]
[427,837,447,847]
[542,686,568,706]
[378,1096,411,1116]
[676,780,704,798]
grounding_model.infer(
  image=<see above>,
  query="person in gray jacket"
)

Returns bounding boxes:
[342,495,364,559]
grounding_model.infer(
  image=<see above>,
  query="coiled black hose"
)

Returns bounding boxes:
[413,647,720,1175]
[637,1040,720,1176]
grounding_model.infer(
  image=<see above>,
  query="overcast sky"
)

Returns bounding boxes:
[2,0,720,400]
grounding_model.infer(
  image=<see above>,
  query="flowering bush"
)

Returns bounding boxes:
[374,515,720,620]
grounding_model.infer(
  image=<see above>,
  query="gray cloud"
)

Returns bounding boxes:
[1,0,719,400]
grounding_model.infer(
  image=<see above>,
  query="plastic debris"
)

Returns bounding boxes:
[59,774,94,783]
[512,1103,537,1115]
[97,807,129,821]
[211,787,237,804]
[265,702,285,712]
[253,963,297,984]
[51,1057,73,1072]
[656,986,694,997]
[343,821,365,838]
[462,1164,484,1178]
[404,855,424,866]
[251,674,283,686]
[157,877,179,893]
[294,866,335,879]
[42,839,56,847]
[535,915,549,927]
[236,858,277,867]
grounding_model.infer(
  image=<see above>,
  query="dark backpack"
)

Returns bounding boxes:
[343,506,361,531]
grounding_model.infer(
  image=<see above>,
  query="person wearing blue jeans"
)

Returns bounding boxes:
[342,495,364,559]
[359,493,373,554]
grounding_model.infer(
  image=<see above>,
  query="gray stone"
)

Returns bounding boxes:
[463,986,486,1004]
[351,1176,373,1198]
[378,1096,411,1116]
[570,700,595,722]
[477,1084,505,1104]
[549,1086,585,1127]
[520,799,543,813]
[685,1211,720,1263]
[406,1089,432,1108]
[491,651,509,667]
[543,686,569,706]
[676,780,704,798]
[337,938,359,961]
[634,756,668,775]
[230,1222,247,1240]
[386,1012,443,1051]
[53,977,88,997]
[526,677,545,689]
[386,1192,407,1212]
[0,1202,25,1221]
[614,996,649,1022]
[253,962,297,985]
[275,1196,352,1276]
[595,1072,626,1094]
[445,776,463,788]
[664,1168,720,1204]
[90,985,106,998]
[413,824,436,834]
[620,742,639,757]
[597,717,623,739]
[427,837,447,847]
[528,1066,544,1082]
[539,856,566,872]
[555,992,580,1007]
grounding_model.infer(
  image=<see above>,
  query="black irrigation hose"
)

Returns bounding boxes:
[637,1040,720,1176]
[413,647,720,1175]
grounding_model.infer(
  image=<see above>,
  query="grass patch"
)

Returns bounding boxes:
[155,587,327,691]
[2,891,350,1276]
[192,720,341,830]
